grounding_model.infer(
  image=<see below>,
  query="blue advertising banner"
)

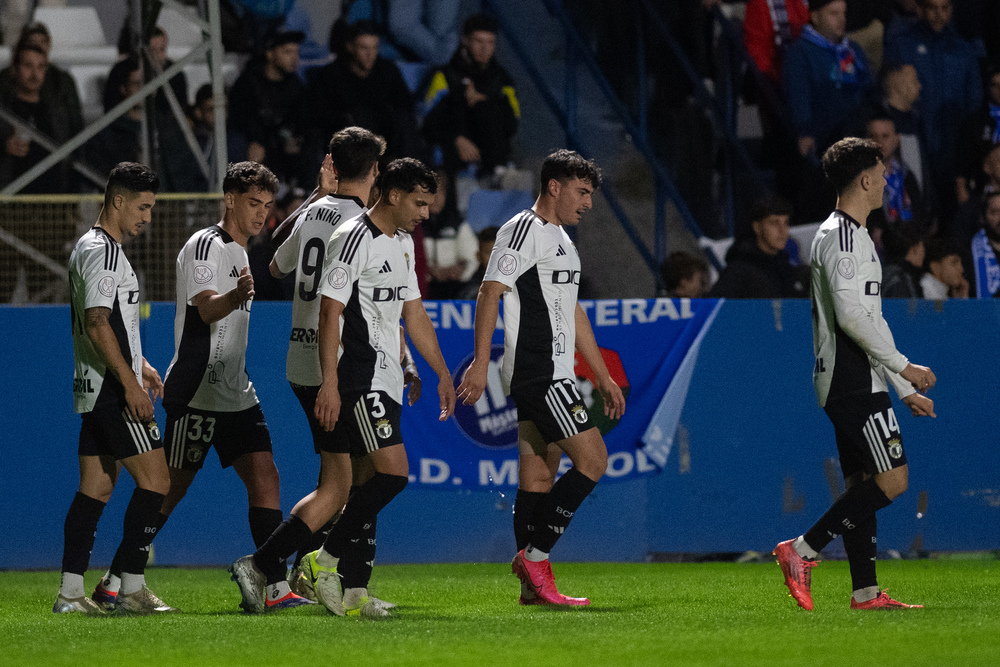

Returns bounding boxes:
[409,298,720,489]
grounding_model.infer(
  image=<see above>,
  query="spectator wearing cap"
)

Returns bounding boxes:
[708,196,809,299]
[885,0,981,219]
[422,15,519,177]
[301,20,421,172]
[228,28,306,183]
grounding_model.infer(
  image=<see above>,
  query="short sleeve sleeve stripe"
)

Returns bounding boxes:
[339,224,368,263]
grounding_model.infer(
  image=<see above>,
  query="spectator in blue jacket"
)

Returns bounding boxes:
[885,0,982,217]
[782,0,873,160]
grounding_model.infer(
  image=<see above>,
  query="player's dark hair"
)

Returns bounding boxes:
[380,158,438,197]
[821,137,883,194]
[329,126,386,181]
[660,251,708,292]
[12,43,46,67]
[15,22,51,49]
[147,25,166,43]
[194,83,213,108]
[866,113,897,132]
[347,20,380,42]
[748,194,793,223]
[462,14,498,36]
[104,55,141,112]
[104,162,159,208]
[478,226,500,244]
[223,161,279,195]
[539,149,602,193]
[923,237,962,267]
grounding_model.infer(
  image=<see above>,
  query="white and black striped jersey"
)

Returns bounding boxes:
[483,209,581,393]
[273,194,366,386]
[810,210,915,406]
[319,214,420,403]
[163,223,258,412]
[69,227,143,413]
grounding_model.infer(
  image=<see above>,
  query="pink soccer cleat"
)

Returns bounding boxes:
[773,539,818,611]
[511,549,591,606]
[850,590,923,610]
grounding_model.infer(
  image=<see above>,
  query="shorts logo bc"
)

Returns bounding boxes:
[329,266,349,289]
[498,253,517,276]
[837,257,855,279]
[194,265,213,284]
[98,276,115,297]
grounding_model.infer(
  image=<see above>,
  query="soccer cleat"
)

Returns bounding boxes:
[850,590,924,610]
[368,595,396,610]
[265,590,316,611]
[91,580,118,610]
[302,551,344,616]
[773,539,818,611]
[511,549,591,606]
[53,593,106,616]
[343,588,391,619]
[288,567,316,602]
[114,585,179,615]
[229,555,266,614]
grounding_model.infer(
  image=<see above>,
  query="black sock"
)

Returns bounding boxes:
[528,467,598,554]
[323,473,407,559]
[513,490,546,552]
[843,513,878,592]
[339,514,377,590]
[109,512,168,579]
[62,492,107,575]
[118,489,166,575]
[249,507,285,549]
[254,515,313,585]
[803,477,892,553]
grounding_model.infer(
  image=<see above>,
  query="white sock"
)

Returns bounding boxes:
[792,536,819,560]
[267,581,291,602]
[316,548,339,569]
[59,573,85,599]
[101,572,121,594]
[853,586,880,603]
[121,573,145,595]
[524,546,549,562]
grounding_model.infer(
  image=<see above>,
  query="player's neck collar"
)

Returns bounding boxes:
[329,193,366,208]
[834,209,862,228]
[361,213,384,238]
[93,224,121,244]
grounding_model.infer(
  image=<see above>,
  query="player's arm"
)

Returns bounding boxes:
[315,295,345,430]
[191,267,255,324]
[457,279,506,405]
[270,228,298,279]
[400,325,421,406]
[85,307,153,421]
[574,303,626,420]
[141,357,163,401]
[401,299,455,420]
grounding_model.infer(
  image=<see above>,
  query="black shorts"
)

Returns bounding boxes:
[290,383,340,455]
[164,404,272,470]
[824,392,907,478]
[79,403,164,460]
[328,391,403,457]
[510,378,593,445]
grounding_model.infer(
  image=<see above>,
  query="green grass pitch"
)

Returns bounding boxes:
[3,560,999,666]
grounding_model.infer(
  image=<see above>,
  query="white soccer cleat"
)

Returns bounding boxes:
[343,587,391,619]
[114,585,179,615]
[229,555,266,614]
[53,593,106,616]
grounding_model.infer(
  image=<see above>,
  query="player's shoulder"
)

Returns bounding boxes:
[331,213,377,263]
[73,227,121,270]
[498,209,545,248]
[814,211,863,256]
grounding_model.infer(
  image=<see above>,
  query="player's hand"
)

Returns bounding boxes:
[455,135,481,163]
[318,153,338,196]
[315,382,341,431]
[596,374,626,420]
[404,364,422,406]
[456,359,488,405]
[125,379,155,422]
[234,266,255,303]
[900,363,935,393]
[437,374,456,421]
[141,358,164,401]
[903,392,935,418]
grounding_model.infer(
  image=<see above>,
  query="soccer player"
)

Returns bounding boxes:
[56,162,176,616]
[230,158,456,617]
[457,149,626,606]
[774,137,936,611]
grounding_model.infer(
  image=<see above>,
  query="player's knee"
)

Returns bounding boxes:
[876,467,908,500]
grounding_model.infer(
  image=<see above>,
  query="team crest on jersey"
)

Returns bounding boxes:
[887,438,903,459]
[837,257,855,279]
[186,443,204,463]
[194,265,214,284]
[98,276,116,297]
[571,405,589,424]
[329,266,349,289]
[405,252,411,271]
[146,422,160,441]
[375,419,393,439]
[498,253,517,275]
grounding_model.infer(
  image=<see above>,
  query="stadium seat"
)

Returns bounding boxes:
[465,189,534,233]
[68,64,110,124]
[34,7,106,48]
